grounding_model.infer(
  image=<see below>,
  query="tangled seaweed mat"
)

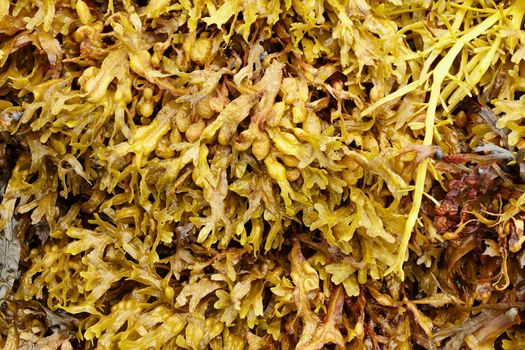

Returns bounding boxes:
[1,0,525,349]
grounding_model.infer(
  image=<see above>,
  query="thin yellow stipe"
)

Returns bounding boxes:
[450,3,498,14]
[422,191,439,206]
[360,73,431,117]
[451,0,473,30]
[439,94,450,115]
[445,73,472,99]
[440,50,481,101]
[446,36,502,113]
[439,14,456,40]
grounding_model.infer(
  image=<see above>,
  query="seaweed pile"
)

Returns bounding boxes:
[1,0,525,349]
